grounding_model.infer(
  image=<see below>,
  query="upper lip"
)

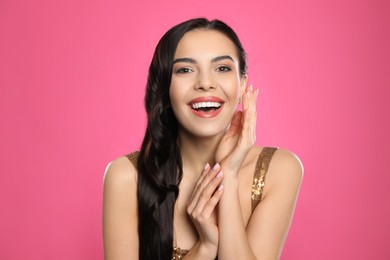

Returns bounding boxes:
[188,96,225,105]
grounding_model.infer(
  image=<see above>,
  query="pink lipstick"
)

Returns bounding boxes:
[188,96,225,118]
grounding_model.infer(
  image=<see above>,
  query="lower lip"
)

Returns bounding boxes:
[189,105,224,118]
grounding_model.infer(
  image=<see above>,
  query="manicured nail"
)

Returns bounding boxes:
[212,163,220,171]
[216,171,223,178]
[250,84,253,91]
[204,163,210,171]
[256,89,259,97]
[218,184,224,191]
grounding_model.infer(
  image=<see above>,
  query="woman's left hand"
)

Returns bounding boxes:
[215,85,258,174]
[186,163,224,258]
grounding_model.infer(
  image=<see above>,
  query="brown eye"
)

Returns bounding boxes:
[217,66,231,72]
[176,68,192,74]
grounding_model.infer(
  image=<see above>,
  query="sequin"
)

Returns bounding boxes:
[125,147,278,258]
[172,246,189,259]
[251,148,277,211]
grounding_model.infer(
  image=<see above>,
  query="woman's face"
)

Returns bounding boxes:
[169,29,247,138]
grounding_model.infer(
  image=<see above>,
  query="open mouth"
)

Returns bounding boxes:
[191,102,222,112]
[188,96,225,118]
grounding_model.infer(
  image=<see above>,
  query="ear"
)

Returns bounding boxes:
[240,75,248,95]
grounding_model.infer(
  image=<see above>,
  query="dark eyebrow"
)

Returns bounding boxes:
[173,57,196,64]
[173,55,234,65]
[211,55,234,63]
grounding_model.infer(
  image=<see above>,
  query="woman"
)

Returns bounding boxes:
[103,18,303,260]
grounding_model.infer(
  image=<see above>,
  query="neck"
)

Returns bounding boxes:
[178,128,225,180]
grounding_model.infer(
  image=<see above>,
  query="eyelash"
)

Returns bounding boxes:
[176,68,192,74]
[216,66,232,72]
[175,66,232,74]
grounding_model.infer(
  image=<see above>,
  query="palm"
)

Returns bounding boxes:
[215,111,243,163]
[216,86,258,174]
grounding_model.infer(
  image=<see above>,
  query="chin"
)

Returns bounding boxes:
[179,123,229,139]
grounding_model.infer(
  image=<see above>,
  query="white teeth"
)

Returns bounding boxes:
[191,102,222,109]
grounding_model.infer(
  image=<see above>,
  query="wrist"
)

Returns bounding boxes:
[189,241,217,260]
[222,178,239,192]
[219,166,240,184]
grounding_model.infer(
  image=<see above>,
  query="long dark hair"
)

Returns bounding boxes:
[137,18,247,259]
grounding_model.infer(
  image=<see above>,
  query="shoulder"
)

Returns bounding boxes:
[245,148,303,258]
[103,154,140,258]
[262,147,304,198]
[270,148,304,179]
[104,155,137,181]
[103,154,138,201]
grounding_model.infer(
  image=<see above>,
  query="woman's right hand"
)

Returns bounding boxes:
[215,85,258,175]
[186,163,224,259]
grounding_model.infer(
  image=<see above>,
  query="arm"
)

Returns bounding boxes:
[216,85,303,259]
[218,149,303,260]
[216,85,258,259]
[102,156,139,260]
[246,149,303,259]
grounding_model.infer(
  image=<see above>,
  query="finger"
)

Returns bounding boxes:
[187,163,220,213]
[247,88,254,145]
[249,85,255,114]
[190,170,224,218]
[250,87,257,119]
[191,173,223,221]
[241,105,250,146]
[202,184,224,217]
[241,86,257,148]
[237,106,254,156]
[187,163,211,211]
[248,87,258,145]
[245,84,251,92]
[197,163,220,192]
[252,89,258,143]
[242,86,249,111]
[196,163,211,188]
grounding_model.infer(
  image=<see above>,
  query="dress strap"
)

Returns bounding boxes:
[125,151,139,168]
[251,147,278,212]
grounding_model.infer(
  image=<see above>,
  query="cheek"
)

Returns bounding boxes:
[219,75,241,96]
[169,76,193,103]
[169,83,185,112]
[224,79,241,101]
[169,81,179,104]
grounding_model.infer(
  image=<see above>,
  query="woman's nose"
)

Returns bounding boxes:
[195,71,216,91]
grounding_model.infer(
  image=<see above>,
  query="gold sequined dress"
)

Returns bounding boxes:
[126,147,278,260]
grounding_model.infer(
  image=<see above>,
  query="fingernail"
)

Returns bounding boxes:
[250,84,253,91]
[218,184,224,191]
[204,163,210,171]
[212,163,220,171]
[256,89,259,97]
[216,171,223,178]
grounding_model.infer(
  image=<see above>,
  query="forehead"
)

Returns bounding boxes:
[174,29,238,60]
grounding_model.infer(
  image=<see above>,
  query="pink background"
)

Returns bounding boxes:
[1,0,389,259]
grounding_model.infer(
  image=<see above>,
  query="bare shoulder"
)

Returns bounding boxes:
[270,148,304,179]
[103,155,139,259]
[245,146,303,175]
[245,147,303,258]
[102,154,138,216]
[263,147,304,198]
[103,155,137,189]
